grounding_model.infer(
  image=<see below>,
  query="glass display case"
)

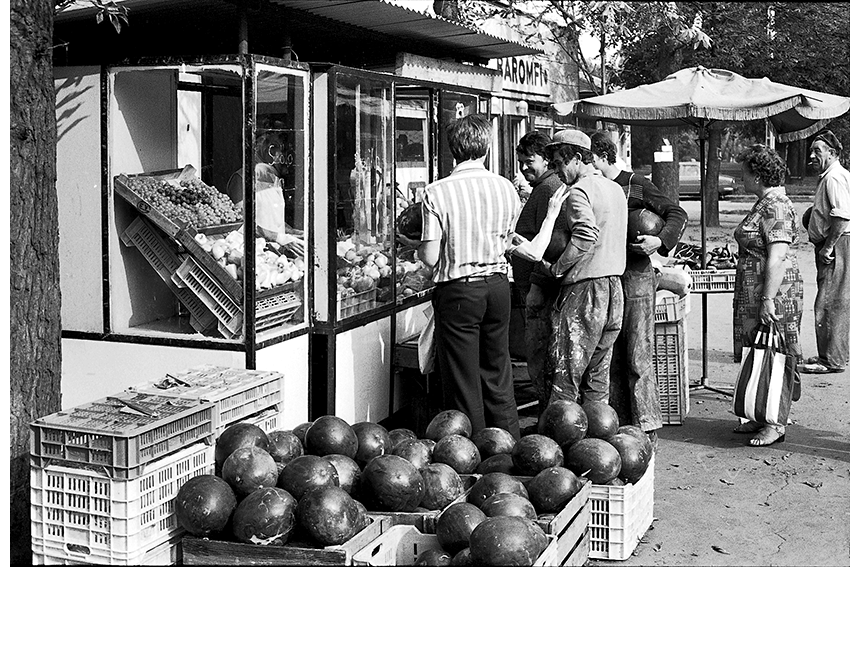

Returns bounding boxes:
[437,90,480,178]
[107,56,309,346]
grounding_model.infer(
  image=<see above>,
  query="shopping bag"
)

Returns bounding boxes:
[417,306,435,375]
[732,324,797,426]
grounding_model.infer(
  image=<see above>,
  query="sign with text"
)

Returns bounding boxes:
[495,57,551,98]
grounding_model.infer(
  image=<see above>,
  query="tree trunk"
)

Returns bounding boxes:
[651,127,680,204]
[704,128,723,228]
[10,0,62,566]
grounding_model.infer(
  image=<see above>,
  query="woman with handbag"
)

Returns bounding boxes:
[732,145,803,446]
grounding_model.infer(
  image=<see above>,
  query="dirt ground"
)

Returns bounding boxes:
[519,191,851,566]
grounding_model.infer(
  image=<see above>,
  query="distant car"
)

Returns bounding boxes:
[645,161,737,198]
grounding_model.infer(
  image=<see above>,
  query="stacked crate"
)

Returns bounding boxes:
[653,293,689,425]
[29,365,285,566]
[29,394,217,565]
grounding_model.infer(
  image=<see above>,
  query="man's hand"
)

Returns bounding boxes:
[629,234,662,255]
[818,248,835,265]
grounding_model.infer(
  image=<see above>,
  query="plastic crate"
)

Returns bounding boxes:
[121,216,218,332]
[30,441,214,566]
[113,167,196,238]
[30,393,216,477]
[688,269,736,293]
[180,515,392,566]
[226,405,283,437]
[587,457,655,561]
[256,285,303,332]
[654,293,687,323]
[352,524,558,566]
[127,365,283,432]
[653,319,689,425]
[32,535,182,567]
[337,286,377,320]
[172,256,244,338]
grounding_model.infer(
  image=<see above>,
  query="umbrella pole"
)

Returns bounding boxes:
[691,124,732,397]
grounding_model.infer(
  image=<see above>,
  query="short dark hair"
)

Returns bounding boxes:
[590,131,617,164]
[446,115,491,161]
[516,131,551,158]
[736,144,789,187]
[546,142,594,165]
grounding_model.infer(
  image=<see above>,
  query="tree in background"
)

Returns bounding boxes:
[9,0,128,567]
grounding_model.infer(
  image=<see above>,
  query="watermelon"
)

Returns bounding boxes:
[537,399,588,448]
[581,401,619,439]
[352,421,391,467]
[432,434,481,474]
[214,423,268,469]
[359,455,424,512]
[511,434,564,476]
[527,467,584,514]
[305,415,358,459]
[323,454,362,497]
[231,486,297,545]
[175,474,237,538]
[469,516,548,567]
[297,485,361,546]
[414,548,453,567]
[277,455,340,500]
[471,427,516,459]
[565,437,622,485]
[476,454,515,474]
[605,432,651,484]
[425,409,472,441]
[627,207,665,243]
[435,502,487,554]
[419,463,465,510]
[221,446,279,498]
[466,472,528,509]
[479,492,537,520]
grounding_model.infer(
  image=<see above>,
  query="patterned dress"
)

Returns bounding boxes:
[732,188,803,362]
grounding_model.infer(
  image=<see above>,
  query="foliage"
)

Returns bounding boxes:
[54,0,128,33]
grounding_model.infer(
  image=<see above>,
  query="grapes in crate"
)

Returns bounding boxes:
[126,175,241,228]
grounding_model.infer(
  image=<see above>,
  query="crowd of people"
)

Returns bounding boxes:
[417,116,849,450]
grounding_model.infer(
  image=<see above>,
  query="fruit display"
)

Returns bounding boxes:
[192,230,305,291]
[124,174,241,227]
[674,241,738,270]
[178,422,371,549]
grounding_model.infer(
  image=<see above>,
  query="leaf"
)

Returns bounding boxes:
[670,485,692,490]
[802,480,823,490]
[719,478,734,486]
[653,543,662,552]
[712,545,730,555]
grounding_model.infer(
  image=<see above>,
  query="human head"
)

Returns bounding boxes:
[446,115,491,162]
[255,131,284,165]
[516,131,552,182]
[590,131,617,165]
[736,144,788,190]
[809,130,842,172]
[545,129,594,185]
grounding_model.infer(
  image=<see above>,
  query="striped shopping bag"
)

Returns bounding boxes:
[732,324,797,426]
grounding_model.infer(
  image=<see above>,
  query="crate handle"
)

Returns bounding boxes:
[370,543,383,558]
[65,543,91,556]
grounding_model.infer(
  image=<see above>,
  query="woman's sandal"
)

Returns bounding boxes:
[733,420,764,434]
[749,428,786,446]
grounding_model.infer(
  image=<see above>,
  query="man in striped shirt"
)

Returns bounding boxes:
[418,115,522,440]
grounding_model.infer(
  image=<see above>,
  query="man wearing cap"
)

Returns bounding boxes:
[798,130,850,374]
[530,128,627,406]
[418,115,522,439]
[590,131,688,444]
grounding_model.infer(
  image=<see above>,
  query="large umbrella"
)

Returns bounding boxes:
[553,66,849,392]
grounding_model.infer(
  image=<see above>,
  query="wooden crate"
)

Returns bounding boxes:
[179,515,392,567]
[533,480,591,567]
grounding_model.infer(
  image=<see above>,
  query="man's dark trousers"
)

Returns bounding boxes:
[432,273,521,440]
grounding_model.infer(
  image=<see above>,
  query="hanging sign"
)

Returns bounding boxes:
[495,57,551,98]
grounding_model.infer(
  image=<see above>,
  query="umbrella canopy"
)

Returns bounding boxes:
[553,66,849,142]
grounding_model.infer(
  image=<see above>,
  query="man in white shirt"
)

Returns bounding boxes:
[798,130,850,374]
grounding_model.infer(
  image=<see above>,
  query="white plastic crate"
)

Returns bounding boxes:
[30,393,215,478]
[653,319,689,425]
[587,457,655,561]
[688,269,736,293]
[32,535,182,567]
[30,442,214,566]
[128,365,283,431]
[352,525,558,567]
[654,293,687,323]
[221,404,282,438]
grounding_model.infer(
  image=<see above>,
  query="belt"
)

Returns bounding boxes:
[448,272,504,284]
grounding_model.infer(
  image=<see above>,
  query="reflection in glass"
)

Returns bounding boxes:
[333,75,393,320]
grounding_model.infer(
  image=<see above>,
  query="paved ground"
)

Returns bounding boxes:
[519,194,851,567]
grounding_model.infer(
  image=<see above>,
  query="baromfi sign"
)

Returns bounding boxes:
[495,56,551,98]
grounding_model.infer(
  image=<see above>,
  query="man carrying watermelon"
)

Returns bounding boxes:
[513,129,627,408]
[590,131,689,446]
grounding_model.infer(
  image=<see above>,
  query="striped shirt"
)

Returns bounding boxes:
[421,161,521,283]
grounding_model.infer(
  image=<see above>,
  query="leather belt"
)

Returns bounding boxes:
[450,272,504,283]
